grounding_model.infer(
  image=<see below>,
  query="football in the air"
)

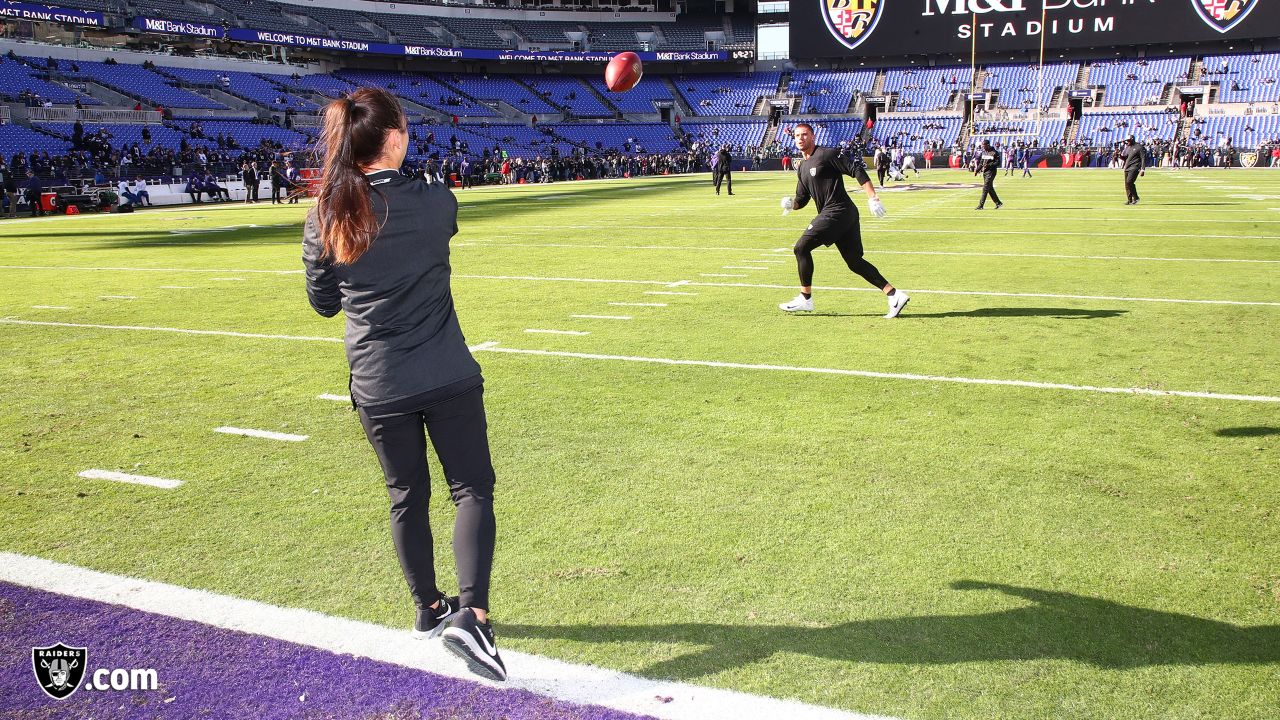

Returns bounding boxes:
[605,52,643,92]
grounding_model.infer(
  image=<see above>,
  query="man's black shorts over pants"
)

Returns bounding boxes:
[794,210,888,290]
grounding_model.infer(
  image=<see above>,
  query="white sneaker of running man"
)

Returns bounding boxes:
[884,290,910,319]
[778,294,814,312]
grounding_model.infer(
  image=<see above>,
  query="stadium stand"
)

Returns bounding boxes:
[675,72,781,116]
[971,118,1069,147]
[587,23,657,52]
[176,119,312,150]
[132,0,235,25]
[0,124,72,156]
[447,75,560,115]
[1188,114,1280,148]
[775,118,871,150]
[34,58,227,110]
[871,115,964,152]
[522,76,614,117]
[370,13,450,46]
[1076,110,1179,144]
[36,122,190,151]
[590,76,679,114]
[882,66,971,111]
[160,68,320,112]
[681,120,766,150]
[549,122,681,154]
[439,18,515,49]
[1089,57,1190,106]
[304,6,391,42]
[788,69,876,114]
[983,62,1079,110]
[335,70,498,117]
[0,57,100,106]
[1203,53,1280,104]
[514,21,583,46]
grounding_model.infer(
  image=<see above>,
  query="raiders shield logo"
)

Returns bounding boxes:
[822,0,883,50]
[32,644,87,700]
[1191,0,1258,33]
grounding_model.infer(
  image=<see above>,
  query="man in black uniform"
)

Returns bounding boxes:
[779,123,909,318]
[875,146,891,187]
[713,145,733,195]
[975,140,1003,210]
[23,170,44,217]
[1121,135,1145,205]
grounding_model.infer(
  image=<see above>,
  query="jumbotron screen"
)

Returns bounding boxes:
[790,0,1280,58]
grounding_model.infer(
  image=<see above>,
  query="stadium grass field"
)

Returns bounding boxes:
[1,167,1278,719]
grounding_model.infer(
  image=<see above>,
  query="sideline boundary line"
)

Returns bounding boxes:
[0,552,885,720]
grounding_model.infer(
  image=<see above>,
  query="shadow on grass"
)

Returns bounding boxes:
[1215,427,1279,438]
[505,582,1280,679]
[792,308,1128,320]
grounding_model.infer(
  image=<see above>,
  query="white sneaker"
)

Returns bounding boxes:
[884,290,910,318]
[779,294,814,312]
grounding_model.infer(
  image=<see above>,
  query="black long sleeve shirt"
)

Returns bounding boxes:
[791,146,871,217]
[303,169,480,407]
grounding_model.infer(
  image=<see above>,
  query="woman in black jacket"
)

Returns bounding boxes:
[302,87,504,682]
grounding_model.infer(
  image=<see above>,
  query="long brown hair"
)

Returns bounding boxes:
[315,87,405,264]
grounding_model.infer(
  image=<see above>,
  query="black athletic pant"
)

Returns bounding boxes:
[1124,169,1140,203]
[272,185,282,203]
[877,166,887,186]
[794,212,889,290]
[978,173,1001,207]
[713,168,731,194]
[357,382,496,611]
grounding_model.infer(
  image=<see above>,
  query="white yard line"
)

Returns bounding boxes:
[473,346,1279,404]
[700,273,748,278]
[452,275,1280,307]
[214,427,308,442]
[570,314,633,320]
[645,291,699,296]
[609,302,668,307]
[524,329,590,336]
[0,553,887,720]
[722,266,769,270]
[99,295,136,300]
[15,317,1271,401]
[0,265,302,274]
[317,393,351,402]
[77,469,183,489]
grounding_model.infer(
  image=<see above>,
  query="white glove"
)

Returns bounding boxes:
[868,197,887,218]
[780,196,793,216]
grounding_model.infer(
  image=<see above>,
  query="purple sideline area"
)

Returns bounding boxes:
[0,581,656,720]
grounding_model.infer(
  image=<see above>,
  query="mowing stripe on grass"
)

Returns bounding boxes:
[609,302,668,307]
[77,469,183,489]
[525,329,590,335]
[214,427,309,442]
[31,305,70,309]
[0,553,885,720]
[472,346,1280,403]
[466,241,1280,265]
[100,295,136,300]
[700,273,747,278]
[159,286,195,289]
[452,275,1280,307]
[526,224,1280,240]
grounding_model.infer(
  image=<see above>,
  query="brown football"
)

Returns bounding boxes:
[604,52,643,93]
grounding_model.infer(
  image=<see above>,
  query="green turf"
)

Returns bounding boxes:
[1,169,1277,719]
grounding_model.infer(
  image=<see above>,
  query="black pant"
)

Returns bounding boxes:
[713,168,731,194]
[979,173,1001,207]
[357,382,496,611]
[794,212,889,290]
[877,166,887,186]
[272,185,283,203]
[247,181,258,202]
[1124,168,1140,203]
